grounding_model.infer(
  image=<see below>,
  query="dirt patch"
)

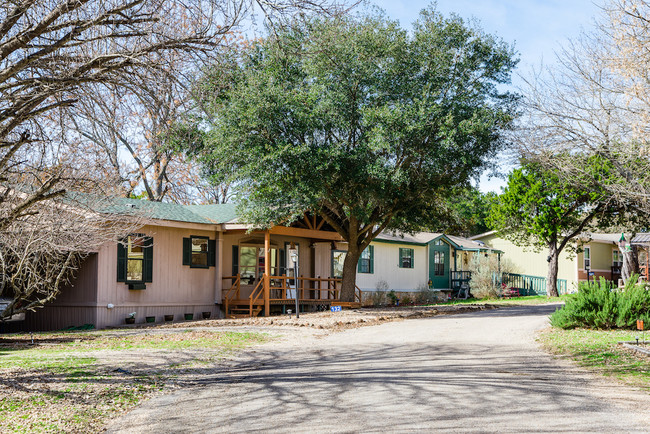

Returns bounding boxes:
[161,303,498,332]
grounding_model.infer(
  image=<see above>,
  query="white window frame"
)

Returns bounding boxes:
[584,246,591,269]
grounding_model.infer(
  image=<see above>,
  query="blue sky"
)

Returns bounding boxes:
[371,0,603,192]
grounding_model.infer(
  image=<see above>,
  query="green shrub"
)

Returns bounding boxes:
[387,290,398,305]
[615,277,650,328]
[550,276,650,329]
[401,295,412,305]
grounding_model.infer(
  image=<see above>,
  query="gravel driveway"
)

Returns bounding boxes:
[108,304,650,433]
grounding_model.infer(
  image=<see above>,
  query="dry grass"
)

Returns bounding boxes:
[0,330,269,433]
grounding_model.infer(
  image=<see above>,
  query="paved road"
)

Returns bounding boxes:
[109,304,650,433]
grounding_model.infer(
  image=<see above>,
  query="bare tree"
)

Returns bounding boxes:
[0,0,349,313]
[516,0,650,280]
[62,68,199,202]
[0,186,146,320]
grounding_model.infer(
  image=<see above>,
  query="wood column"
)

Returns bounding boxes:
[264,230,270,316]
[214,231,223,305]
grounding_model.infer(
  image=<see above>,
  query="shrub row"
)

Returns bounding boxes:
[550,276,650,329]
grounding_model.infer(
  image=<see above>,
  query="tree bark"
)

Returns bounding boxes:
[546,241,560,297]
[340,244,361,302]
[621,245,639,284]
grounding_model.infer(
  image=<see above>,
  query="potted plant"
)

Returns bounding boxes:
[146,316,155,323]
[125,312,136,324]
[184,313,193,321]
[202,311,211,319]
[164,314,174,322]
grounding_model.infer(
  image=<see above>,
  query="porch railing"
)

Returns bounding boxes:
[448,271,569,296]
[222,273,362,317]
[450,271,472,290]
[500,272,568,296]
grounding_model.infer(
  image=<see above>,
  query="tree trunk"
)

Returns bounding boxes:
[546,242,559,297]
[621,245,639,284]
[340,245,361,302]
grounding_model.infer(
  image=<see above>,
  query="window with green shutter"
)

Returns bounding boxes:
[182,236,216,269]
[117,234,153,289]
[357,245,374,274]
[399,248,414,268]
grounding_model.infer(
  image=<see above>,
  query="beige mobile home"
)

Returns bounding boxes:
[7,198,500,331]
[472,231,624,291]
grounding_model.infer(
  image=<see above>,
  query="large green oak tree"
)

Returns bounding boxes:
[195,7,519,301]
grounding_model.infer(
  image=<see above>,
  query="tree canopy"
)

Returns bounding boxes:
[194,7,519,300]
[488,158,635,296]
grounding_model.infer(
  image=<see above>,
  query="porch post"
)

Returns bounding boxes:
[264,230,271,317]
[214,231,223,304]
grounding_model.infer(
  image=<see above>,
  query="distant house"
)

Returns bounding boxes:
[4,199,499,331]
[355,232,502,296]
[471,231,625,291]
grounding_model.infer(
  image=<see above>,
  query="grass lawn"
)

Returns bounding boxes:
[430,295,569,306]
[0,329,269,432]
[537,327,650,392]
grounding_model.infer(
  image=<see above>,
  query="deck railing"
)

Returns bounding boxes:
[222,274,362,317]
[448,271,569,296]
[500,272,568,296]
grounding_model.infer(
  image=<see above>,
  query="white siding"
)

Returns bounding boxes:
[356,242,429,292]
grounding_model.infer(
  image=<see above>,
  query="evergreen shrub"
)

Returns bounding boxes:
[550,276,650,329]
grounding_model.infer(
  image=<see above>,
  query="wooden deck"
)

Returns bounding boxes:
[223,274,362,318]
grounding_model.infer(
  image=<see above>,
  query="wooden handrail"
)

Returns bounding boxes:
[223,274,241,302]
[249,278,265,317]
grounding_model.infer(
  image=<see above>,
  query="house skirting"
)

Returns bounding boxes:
[1,303,221,332]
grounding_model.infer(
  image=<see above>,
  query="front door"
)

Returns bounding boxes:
[429,240,450,289]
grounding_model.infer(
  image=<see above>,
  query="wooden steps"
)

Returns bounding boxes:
[225,306,262,319]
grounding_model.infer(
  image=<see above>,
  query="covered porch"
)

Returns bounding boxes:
[221,218,362,318]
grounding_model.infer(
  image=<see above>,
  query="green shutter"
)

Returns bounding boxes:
[409,248,414,268]
[143,236,153,283]
[117,239,127,282]
[279,248,286,274]
[232,245,239,275]
[182,237,191,266]
[369,245,374,274]
[208,239,216,267]
[399,248,404,268]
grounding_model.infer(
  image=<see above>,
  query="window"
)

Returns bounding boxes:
[357,246,374,274]
[331,250,347,278]
[434,251,445,276]
[399,248,414,268]
[613,250,622,267]
[584,246,591,269]
[182,236,216,268]
[127,236,144,281]
[191,237,208,268]
[117,234,153,288]
[233,245,278,285]
[433,240,445,246]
